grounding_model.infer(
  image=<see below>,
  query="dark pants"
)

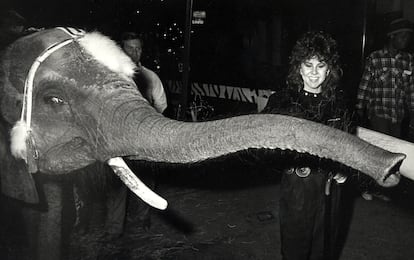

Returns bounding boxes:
[105,183,128,234]
[280,169,341,260]
[106,164,155,233]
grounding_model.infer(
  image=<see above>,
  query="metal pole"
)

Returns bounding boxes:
[180,0,193,120]
[360,0,368,71]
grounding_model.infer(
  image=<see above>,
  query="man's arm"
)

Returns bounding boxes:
[356,56,374,124]
[137,66,167,113]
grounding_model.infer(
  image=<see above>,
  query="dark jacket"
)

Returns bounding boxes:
[262,88,356,170]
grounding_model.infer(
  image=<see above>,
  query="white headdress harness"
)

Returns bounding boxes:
[9,28,168,210]
[11,27,85,163]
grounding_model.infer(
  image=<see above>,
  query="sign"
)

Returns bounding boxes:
[165,80,274,105]
[193,11,206,18]
[192,10,206,25]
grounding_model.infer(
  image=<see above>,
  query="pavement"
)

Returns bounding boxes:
[1,159,414,259]
[67,163,414,260]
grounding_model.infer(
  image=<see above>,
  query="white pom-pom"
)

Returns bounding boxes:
[10,120,29,162]
[78,31,137,78]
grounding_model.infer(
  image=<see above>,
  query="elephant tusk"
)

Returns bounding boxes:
[107,157,168,210]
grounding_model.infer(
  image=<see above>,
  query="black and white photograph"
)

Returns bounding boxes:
[0,0,413,259]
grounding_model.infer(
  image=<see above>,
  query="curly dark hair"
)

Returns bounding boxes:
[287,31,341,100]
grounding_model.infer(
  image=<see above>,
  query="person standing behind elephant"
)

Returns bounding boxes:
[102,32,168,237]
[121,31,167,113]
[357,17,413,140]
[356,18,413,201]
[262,31,353,260]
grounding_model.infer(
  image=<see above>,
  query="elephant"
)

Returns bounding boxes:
[0,27,406,259]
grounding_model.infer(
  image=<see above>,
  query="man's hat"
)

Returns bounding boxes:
[387,18,413,36]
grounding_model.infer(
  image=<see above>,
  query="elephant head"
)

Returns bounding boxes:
[0,27,406,207]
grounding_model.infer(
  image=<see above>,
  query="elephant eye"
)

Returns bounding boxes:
[44,96,65,105]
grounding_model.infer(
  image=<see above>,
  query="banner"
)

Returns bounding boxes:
[165,80,274,105]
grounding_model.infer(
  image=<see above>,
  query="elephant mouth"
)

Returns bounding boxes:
[107,157,168,210]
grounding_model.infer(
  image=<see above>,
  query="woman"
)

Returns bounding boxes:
[263,31,353,260]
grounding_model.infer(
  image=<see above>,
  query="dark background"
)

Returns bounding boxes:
[0,0,408,117]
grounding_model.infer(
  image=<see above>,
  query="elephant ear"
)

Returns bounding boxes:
[0,122,39,204]
[0,48,26,124]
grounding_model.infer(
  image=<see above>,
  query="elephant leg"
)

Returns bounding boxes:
[136,174,155,231]
[21,205,43,259]
[37,180,64,260]
[105,182,128,236]
[19,179,63,260]
[127,163,157,231]
[0,195,34,258]
[104,170,155,237]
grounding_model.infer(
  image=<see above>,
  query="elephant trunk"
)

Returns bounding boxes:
[103,107,405,187]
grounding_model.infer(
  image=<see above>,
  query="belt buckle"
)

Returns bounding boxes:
[295,167,311,178]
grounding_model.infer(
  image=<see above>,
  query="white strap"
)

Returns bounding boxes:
[21,38,75,130]
[21,28,84,131]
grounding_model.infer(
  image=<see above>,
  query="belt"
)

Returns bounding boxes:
[285,166,312,178]
[285,167,348,195]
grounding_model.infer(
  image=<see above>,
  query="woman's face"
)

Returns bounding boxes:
[299,57,329,93]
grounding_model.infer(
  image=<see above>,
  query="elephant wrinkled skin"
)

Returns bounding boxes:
[0,28,406,259]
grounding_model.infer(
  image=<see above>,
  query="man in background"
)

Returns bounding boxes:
[356,17,413,201]
[121,32,167,113]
